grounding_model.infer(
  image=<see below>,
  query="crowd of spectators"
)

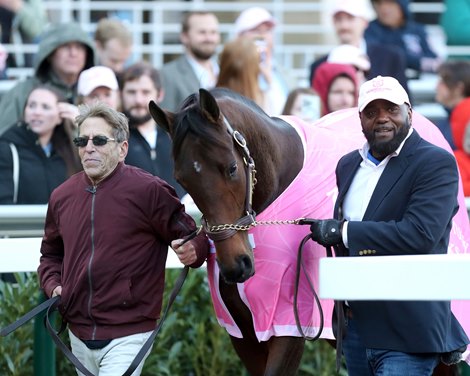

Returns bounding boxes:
[1,0,470,210]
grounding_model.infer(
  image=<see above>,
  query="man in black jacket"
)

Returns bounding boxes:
[120,61,186,198]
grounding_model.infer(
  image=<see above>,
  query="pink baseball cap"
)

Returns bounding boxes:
[77,66,119,96]
[235,7,276,35]
[358,76,410,112]
[332,0,373,20]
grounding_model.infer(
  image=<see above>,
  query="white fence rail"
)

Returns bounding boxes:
[320,254,470,300]
[0,237,185,273]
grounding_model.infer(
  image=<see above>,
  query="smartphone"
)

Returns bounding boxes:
[254,38,267,64]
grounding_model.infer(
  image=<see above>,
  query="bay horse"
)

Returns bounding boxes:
[149,88,470,376]
[149,88,340,375]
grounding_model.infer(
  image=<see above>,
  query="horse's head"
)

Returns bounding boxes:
[149,89,257,283]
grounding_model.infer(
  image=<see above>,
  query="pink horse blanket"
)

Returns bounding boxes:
[206,108,470,363]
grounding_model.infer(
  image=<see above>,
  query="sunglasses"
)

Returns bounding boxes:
[73,135,116,148]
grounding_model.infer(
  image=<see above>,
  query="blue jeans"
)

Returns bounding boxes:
[342,315,440,376]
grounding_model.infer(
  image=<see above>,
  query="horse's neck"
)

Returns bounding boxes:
[247,117,304,213]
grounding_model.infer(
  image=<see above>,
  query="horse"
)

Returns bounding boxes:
[149,88,470,375]
[150,88,336,375]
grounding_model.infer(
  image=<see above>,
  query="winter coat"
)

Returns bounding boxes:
[0,121,72,204]
[364,0,437,72]
[38,162,208,340]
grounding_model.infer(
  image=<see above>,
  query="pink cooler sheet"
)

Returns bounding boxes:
[207,108,470,363]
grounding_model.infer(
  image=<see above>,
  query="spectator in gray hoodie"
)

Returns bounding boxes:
[0,22,95,135]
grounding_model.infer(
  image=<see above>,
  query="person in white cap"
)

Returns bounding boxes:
[327,44,371,85]
[234,6,292,116]
[308,0,408,93]
[77,65,120,110]
[308,76,469,375]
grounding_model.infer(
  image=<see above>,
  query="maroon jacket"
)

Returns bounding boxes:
[38,162,208,340]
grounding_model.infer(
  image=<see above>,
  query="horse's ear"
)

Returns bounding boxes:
[199,88,220,124]
[148,100,175,135]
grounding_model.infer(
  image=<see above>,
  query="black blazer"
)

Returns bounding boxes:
[333,130,469,353]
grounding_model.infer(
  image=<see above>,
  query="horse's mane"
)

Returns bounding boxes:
[171,88,271,160]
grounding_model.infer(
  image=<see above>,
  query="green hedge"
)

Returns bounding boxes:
[1,271,344,376]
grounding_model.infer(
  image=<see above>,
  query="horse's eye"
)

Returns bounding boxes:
[228,163,238,178]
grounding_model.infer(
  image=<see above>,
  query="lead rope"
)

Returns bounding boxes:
[293,233,333,342]
[45,226,203,376]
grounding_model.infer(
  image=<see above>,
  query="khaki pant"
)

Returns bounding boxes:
[69,330,153,376]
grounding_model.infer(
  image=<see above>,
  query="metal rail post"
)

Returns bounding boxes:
[33,292,55,376]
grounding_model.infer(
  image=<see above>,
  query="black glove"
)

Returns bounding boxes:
[309,219,344,247]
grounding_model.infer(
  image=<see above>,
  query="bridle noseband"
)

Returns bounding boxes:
[201,116,258,242]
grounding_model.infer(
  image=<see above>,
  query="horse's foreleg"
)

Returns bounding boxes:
[219,278,269,375]
[229,335,269,376]
[264,336,305,376]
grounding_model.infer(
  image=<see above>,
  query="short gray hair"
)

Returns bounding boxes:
[75,103,129,142]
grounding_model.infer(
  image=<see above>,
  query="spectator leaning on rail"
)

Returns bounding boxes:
[309,75,469,375]
[0,22,95,135]
[37,102,209,376]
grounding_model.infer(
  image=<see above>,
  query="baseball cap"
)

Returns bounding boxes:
[77,66,119,96]
[327,44,371,72]
[234,7,276,35]
[358,76,410,112]
[331,0,374,20]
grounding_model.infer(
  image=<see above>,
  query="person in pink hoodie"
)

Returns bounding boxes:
[312,62,358,116]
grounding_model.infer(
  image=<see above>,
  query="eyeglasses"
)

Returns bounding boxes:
[73,135,116,148]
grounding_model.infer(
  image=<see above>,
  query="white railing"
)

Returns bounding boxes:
[1,201,469,239]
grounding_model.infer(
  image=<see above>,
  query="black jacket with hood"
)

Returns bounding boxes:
[0,122,74,204]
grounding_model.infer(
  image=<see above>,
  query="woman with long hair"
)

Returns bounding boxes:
[0,84,82,204]
[216,36,265,110]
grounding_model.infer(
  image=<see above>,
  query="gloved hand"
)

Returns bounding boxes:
[310,219,344,247]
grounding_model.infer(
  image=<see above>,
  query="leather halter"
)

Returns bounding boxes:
[201,116,257,242]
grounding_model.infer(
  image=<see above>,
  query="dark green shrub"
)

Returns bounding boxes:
[0,273,38,375]
[1,270,341,375]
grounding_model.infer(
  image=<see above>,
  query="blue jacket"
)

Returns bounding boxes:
[365,0,437,72]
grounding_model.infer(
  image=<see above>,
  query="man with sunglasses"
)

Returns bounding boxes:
[37,103,209,375]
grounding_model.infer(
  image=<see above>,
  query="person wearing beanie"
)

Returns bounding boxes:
[312,62,358,116]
